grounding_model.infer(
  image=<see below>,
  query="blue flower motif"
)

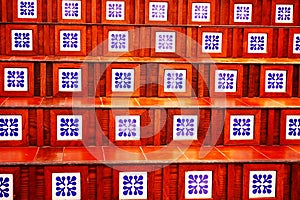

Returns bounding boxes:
[249,36,265,51]
[252,174,273,195]
[64,2,79,17]
[277,6,291,21]
[118,118,137,137]
[158,34,174,50]
[235,5,250,21]
[62,32,79,49]
[194,4,208,19]
[6,70,25,88]
[204,34,220,51]
[123,175,144,196]
[14,32,31,49]
[187,174,209,195]
[0,118,19,137]
[232,118,251,136]
[59,117,80,137]
[55,175,78,197]
[110,33,127,50]
[176,118,195,136]
[267,72,284,89]
[288,118,300,136]
[108,2,123,18]
[114,72,132,89]
[166,72,183,89]
[19,0,35,16]
[61,71,79,89]
[0,176,10,198]
[217,72,235,90]
[295,35,300,52]
[151,4,166,19]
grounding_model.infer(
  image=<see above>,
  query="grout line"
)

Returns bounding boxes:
[101,146,106,161]
[134,98,140,106]
[214,147,230,160]
[249,146,271,159]
[177,146,189,160]
[288,146,300,154]
[1,97,9,106]
[139,146,148,160]
[33,147,40,161]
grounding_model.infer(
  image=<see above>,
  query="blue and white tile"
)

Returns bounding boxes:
[119,172,147,200]
[58,68,82,92]
[52,172,81,200]
[234,4,252,23]
[115,115,140,141]
[191,3,210,22]
[0,115,22,141]
[230,115,254,140]
[149,2,168,21]
[60,30,81,51]
[0,174,13,200]
[249,171,276,198]
[62,0,81,20]
[4,68,28,91]
[247,33,267,54]
[265,70,287,93]
[155,32,176,53]
[185,171,212,199]
[108,31,129,52]
[292,34,300,54]
[202,32,222,53]
[173,115,198,140]
[57,115,82,141]
[106,1,125,20]
[17,0,37,19]
[11,30,33,51]
[215,70,237,93]
[111,68,134,92]
[275,4,293,23]
[164,69,186,93]
[286,115,300,140]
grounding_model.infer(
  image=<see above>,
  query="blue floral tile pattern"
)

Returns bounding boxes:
[185,171,212,199]
[106,1,125,20]
[275,4,293,23]
[17,0,37,19]
[0,174,13,200]
[286,115,300,140]
[0,115,22,141]
[249,171,276,198]
[59,30,81,51]
[111,68,135,92]
[115,115,140,141]
[264,70,287,93]
[62,0,82,20]
[163,69,187,93]
[247,33,267,53]
[215,70,237,93]
[202,32,222,53]
[56,115,82,141]
[149,2,168,21]
[58,68,82,92]
[52,172,81,200]
[4,68,28,92]
[292,34,300,54]
[230,115,254,140]
[234,4,252,23]
[11,30,33,51]
[119,172,147,199]
[191,3,210,22]
[108,31,129,52]
[155,32,176,53]
[173,115,198,140]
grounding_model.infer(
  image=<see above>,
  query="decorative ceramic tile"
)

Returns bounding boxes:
[56,115,82,141]
[264,70,287,93]
[215,70,237,92]
[230,115,254,140]
[155,32,176,53]
[62,0,81,20]
[4,68,28,91]
[52,172,81,200]
[0,115,22,141]
[293,33,300,54]
[17,0,37,18]
[58,68,82,92]
[234,4,252,22]
[11,30,33,51]
[163,69,186,92]
[119,172,147,199]
[191,3,210,22]
[185,171,212,199]
[111,68,135,92]
[202,32,222,53]
[106,1,125,20]
[149,2,168,21]
[247,33,267,53]
[173,115,198,140]
[249,171,276,198]
[275,4,293,23]
[286,115,300,140]
[115,115,140,141]
[0,174,13,200]
[59,30,81,51]
[108,31,129,52]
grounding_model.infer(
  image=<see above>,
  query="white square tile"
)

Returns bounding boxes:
[0,115,22,141]
[62,0,82,20]
[173,115,198,140]
[192,3,210,22]
[202,32,222,53]
[275,4,293,23]
[106,1,125,20]
[115,115,140,141]
[185,171,212,199]
[52,172,81,200]
[234,4,252,22]
[292,34,300,54]
[155,32,176,53]
[11,30,33,51]
[286,115,300,140]
[149,2,168,21]
[57,115,82,141]
[4,68,28,91]
[119,172,147,199]
[111,68,135,92]
[230,115,254,140]
[108,31,129,52]
[0,174,13,200]
[248,33,267,53]
[60,30,81,51]
[249,171,276,198]
[215,70,237,92]
[164,69,186,93]
[58,68,82,92]
[265,70,287,93]
[17,0,37,19]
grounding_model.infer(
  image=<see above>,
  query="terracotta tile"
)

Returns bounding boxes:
[142,146,187,161]
[63,147,103,161]
[103,146,145,163]
[3,97,43,107]
[40,97,66,107]
[101,98,140,108]
[179,146,228,161]
[238,98,282,107]
[216,146,269,161]
[64,97,102,107]
[206,98,248,107]
[0,147,38,162]
[0,98,8,106]
[168,98,212,108]
[288,146,300,153]
[271,98,300,108]
[35,147,63,162]
[136,97,175,107]
[253,146,300,161]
